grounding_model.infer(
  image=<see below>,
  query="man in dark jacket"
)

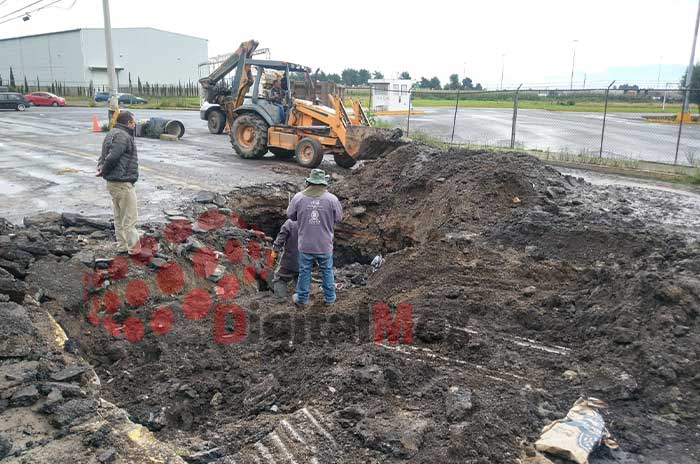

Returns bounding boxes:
[270,219,299,299]
[96,111,142,255]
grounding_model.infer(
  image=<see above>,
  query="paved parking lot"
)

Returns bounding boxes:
[0,106,301,224]
[382,106,700,164]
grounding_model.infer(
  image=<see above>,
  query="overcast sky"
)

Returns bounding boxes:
[0,0,698,88]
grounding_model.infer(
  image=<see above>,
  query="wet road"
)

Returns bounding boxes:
[0,107,301,224]
[1,106,698,227]
[382,107,700,165]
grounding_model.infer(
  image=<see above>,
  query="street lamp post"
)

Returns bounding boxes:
[500,54,505,90]
[570,39,578,90]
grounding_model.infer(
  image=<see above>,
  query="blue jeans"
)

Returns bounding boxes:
[296,252,335,304]
[273,103,286,123]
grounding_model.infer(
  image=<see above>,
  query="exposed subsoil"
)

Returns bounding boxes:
[1,143,699,463]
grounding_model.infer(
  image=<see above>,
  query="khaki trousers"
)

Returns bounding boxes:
[106,181,140,253]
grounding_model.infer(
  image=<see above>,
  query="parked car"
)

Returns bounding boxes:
[24,92,66,107]
[0,92,30,111]
[118,93,148,104]
[94,91,110,102]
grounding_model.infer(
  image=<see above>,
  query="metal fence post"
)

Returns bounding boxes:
[599,80,615,158]
[406,90,412,138]
[510,84,522,149]
[451,89,461,143]
[674,87,689,165]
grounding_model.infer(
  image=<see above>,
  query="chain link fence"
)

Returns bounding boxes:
[345,87,700,168]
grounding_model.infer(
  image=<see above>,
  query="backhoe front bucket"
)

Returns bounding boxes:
[344,126,404,160]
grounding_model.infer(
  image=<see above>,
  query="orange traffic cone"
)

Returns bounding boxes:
[92,115,101,132]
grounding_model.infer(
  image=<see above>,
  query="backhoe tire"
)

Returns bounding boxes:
[231,113,269,159]
[295,138,324,168]
[333,152,357,168]
[270,147,295,160]
[208,110,225,134]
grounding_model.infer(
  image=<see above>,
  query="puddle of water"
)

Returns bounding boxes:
[0,181,27,195]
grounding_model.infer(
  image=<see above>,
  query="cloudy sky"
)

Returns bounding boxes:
[0,0,697,88]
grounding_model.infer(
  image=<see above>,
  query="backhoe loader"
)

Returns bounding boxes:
[199,40,400,168]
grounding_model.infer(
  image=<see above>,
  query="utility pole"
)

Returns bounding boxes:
[500,54,505,90]
[662,82,668,110]
[674,0,700,164]
[102,0,119,125]
[570,39,578,90]
[681,0,700,114]
[657,55,663,88]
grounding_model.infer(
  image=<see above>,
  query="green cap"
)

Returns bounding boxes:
[306,168,329,185]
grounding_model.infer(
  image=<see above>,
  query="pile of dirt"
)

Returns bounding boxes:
[354,127,405,160]
[1,143,699,463]
[333,144,580,255]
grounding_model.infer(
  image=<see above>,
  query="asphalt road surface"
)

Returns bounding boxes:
[0,106,305,224]
[1,106,698,226]
[381,107,700,165]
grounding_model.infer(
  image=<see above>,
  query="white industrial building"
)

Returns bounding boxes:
[368,78,415,112]
[0,28,208,88]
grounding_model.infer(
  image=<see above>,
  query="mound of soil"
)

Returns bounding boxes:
[2,143,699,463]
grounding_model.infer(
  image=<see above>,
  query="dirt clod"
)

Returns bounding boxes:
[0,434,12,460]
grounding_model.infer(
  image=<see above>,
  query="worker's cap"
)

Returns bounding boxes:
[306,168,329,185]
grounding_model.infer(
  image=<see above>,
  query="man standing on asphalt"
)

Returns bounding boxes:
[96,111,142,256]
[287,169,343,306]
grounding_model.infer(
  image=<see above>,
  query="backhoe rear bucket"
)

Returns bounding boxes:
[344,127,404,160]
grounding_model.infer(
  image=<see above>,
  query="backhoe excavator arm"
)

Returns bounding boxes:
[198,39,258,104]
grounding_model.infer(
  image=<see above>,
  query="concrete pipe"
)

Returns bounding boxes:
[135,117,186,139]
[163,120,185,138]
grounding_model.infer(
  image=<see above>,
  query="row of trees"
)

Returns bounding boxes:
[309,67,484,91]
[416,74,483,90]
[312,68,411,86]
[1,67,201,98]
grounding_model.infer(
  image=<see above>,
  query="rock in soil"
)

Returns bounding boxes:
[355,415,431,458]
[10,385,40,406]
[0,434,12,460]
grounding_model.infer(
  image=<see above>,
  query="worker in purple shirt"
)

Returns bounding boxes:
[286,169,343,306]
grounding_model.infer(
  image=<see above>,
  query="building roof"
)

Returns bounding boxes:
[0,27,207,43]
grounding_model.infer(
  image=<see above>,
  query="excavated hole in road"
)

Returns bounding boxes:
[50,188,407,447]
[231,193,385,267]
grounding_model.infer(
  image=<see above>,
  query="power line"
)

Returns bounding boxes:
[50,0,76,9]
[0,0,67,25]
[0,0,47,20]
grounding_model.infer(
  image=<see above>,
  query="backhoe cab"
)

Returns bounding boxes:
[199,39,396,169]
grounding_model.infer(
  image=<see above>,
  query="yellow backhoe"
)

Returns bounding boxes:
[199,40,400,168]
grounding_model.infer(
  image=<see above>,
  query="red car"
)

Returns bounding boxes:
[24,92,66,107]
